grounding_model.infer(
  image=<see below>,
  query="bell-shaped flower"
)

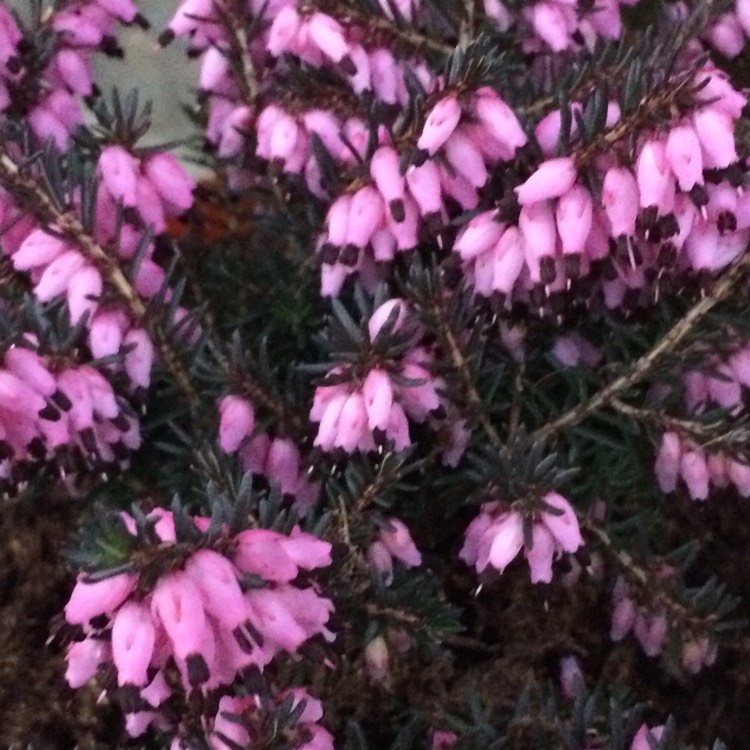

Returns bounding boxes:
[406,160,443,220]
[540,492,582,553]
[380,518,421,567]
[602,166,639,237]
[472,87,527,152]
[65,572,136,625]
[143,153,196,212]
[112,601,156,687]
[346,186,385,250]
[635,139,673,210]
[692,108,738,169]
[67,265,102,324]
[267,437,301,494]
[234,529,299,583]
[99,145,140,207]
[514,157,577,205]
[65,639,112,688]
[219,395,255,453]
[417,94,462,155]
[184,549,248,631]
[11,228,68,271]
[526,522,556,583]
[444,129,488,188]
[370,147,406,222]
[368,298,408,341]
[680,449,710,500]
[363,368,394,432]
[556,184,593,256]
[151,572,216,684]
[665,123,704,191]
[334,391,368,452]
[123,328,154,389]
[34,250,86,302]
[453,210,504,261]
[4,347,56,397]
[655,431,682,493]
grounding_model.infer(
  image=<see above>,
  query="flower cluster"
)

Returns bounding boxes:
[0,342,139,492]
[64,507,334,741]
[483,0,638,52]
[460,492,583,583]
[655,431,750,501]
[367,517,422,586]
[653,341,750,500]
[218,394,321,514]
[702,0,750,58]
[0,1,145,150]
[189,690,334,750]
[611,574,717,672]
[462,67,748,312]
[310,299,448,454]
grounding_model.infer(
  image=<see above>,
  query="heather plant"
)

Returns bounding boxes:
[2,0,750,748]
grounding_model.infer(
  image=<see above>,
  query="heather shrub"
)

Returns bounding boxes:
[1,1,750,749]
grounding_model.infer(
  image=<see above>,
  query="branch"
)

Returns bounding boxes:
[428,296,502,448]
[534,252,750,441]
[217,0,259,103]
[459,0,477,48]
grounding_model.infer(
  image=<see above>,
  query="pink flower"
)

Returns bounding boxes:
[65,639,111,688]
[405,160,443,220]
[454,210,504,261]
[368,298,408,341]
[219,395,255,453]
[65,573,136,625]
[556,184,593,256]
[99,145,140,207]
[665,123,704,191]
[380,518,422,567]
[655,432,682,493]
[444,128,488,188]
[514,157,577,205]
[680,449,710,500]
[526,522,555,583]
[111,601,156,687]
[417,95,462,155]
[631,725,664,750]
[602,167,640,237]
[635,139,673,210]
[363,369,394,431]
[151,572,216,685]
[472,87,527,153]
[143,153,196,212]
[540,492,582,553]
[370,147,406,222]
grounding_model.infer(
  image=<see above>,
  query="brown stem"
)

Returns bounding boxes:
[533,253,750,441]
[217,0,259,103]
[429,298,502,448]
[459,0,477,48]
[611,397,750,453]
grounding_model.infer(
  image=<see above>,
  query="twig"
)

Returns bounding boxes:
[533,253,750,441]
[429,299,502,448]
[217,0,259,103]
[459,0,476,49]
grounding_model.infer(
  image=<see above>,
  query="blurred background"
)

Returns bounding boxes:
[11,1,201,166]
